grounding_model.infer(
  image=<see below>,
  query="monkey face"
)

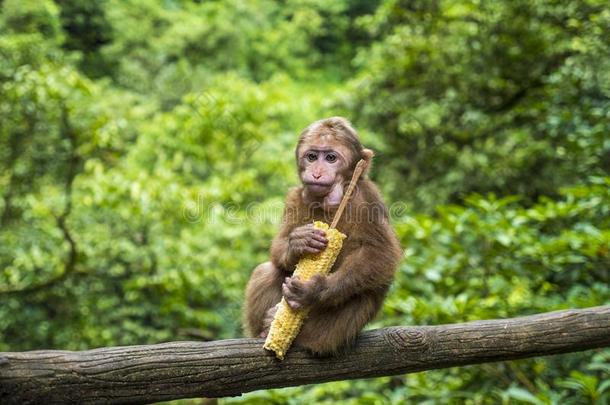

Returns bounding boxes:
[295,117,371,204]
[297,135,352,198]
[299,148,346,196]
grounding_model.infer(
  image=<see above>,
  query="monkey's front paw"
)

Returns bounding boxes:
[282,275,325,310]
[288,224,328,257]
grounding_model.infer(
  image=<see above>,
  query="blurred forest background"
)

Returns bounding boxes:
[1,0,609,403]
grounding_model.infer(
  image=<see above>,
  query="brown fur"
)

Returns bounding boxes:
[243,117,402,355]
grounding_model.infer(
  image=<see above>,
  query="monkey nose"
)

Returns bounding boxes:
[313,174,321,179]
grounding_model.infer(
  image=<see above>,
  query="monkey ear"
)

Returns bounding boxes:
[361,148,375,162]
[360,148,374,175]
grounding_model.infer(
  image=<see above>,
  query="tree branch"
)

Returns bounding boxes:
[1,306,609,404]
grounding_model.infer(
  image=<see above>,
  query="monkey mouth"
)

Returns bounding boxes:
[304,182,334,195]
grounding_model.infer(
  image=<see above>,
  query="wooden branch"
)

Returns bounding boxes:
[1,306,609,405]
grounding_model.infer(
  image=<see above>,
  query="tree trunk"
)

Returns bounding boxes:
[1,306,609,404]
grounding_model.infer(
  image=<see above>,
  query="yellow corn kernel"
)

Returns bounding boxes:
[263,221,346,359]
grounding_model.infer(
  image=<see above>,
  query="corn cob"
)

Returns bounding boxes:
[263,221,346,359]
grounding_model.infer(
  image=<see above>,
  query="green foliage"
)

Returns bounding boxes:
[95,0,379,98]
[1,0,63,41]
[54,0,113,77]
[0,0,608,403]
[389,180,610,325]
[346,0,610,209]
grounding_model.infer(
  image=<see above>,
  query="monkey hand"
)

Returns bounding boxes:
[287,224,328,260]
[282,274,327,310]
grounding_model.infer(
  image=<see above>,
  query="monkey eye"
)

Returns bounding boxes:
[306,152,317,162]
[325,153,337,163]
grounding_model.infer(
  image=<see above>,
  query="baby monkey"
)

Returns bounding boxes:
[244,117,402,355]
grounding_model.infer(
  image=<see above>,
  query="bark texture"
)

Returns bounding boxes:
[1,306,609,404]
